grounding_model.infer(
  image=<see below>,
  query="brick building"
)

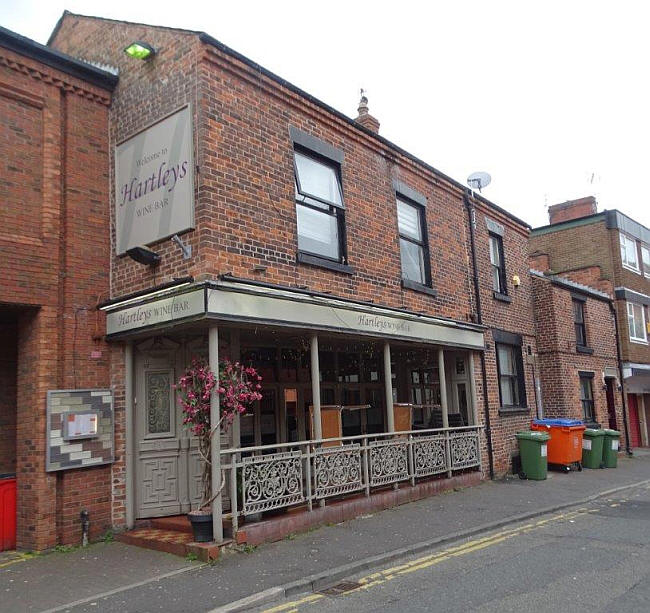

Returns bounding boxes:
[530,196,649,450]
[0,10,542,549]
[529,268,624,437]
[0,26,116,551]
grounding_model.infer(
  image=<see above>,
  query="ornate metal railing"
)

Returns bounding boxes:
[221,425,482,532]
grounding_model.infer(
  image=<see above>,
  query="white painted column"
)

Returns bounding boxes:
[438,348,449,428]
[209,325,223,542]
[231,329,241,449]
[468,351,479,426]
[310,334,322,440]
[439,348,451,477]
[384,342,395,433]
[124,342,135,529]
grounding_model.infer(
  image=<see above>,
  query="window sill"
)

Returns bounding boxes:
[498,406,530,416]
[630,338,648,345]
[622,264,642,275]
[493,291,512,304]
[296,252,354,274]
[401,279,438,297]
[576,345,594,355]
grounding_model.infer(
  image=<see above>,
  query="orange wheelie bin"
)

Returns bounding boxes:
[530,419,585,472]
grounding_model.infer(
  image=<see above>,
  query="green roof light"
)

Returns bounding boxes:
[124,41,156,60]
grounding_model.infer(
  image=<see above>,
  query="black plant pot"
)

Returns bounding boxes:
[188,511,213,543]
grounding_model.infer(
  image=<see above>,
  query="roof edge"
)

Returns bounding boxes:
[1,23,117,90]
[199,31,531,230]
[47,10,201,47]
[530,268,611,302]
[531,211,606,235]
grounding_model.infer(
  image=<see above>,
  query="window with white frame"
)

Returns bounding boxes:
[294,149,345,262]
[620,232,639,271]
[579,373,595,422]
[627,301,647,343]
[642,245,650,279]
[489,234,507,294]
[496,343,525,407]
[397,196,430,285]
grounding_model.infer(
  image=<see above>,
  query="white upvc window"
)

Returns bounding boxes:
[620,232,640,272]
[627,301,648,343]
[641,245,650,279]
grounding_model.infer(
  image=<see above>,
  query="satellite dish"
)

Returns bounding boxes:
[467,171,492,192]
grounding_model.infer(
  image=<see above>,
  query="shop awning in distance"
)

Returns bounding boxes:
[101,280,486,350]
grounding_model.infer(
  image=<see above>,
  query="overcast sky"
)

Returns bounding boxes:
[2,1,649,228]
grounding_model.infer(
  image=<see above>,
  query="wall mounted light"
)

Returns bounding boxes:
[124,41,156,60]
[126,246,160,266]
[512,274,521,287]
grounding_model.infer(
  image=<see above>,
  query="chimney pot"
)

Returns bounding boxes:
[354,89,380,133]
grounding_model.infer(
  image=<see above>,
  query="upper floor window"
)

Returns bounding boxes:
[496,343,525,408]
[642,245,650,279]
[294,150,346,263]
[627,301,648,343]
[573,299,587,348]
[397,197,430,286]
[579,373,595,422]
[620,232,639,272]
[489,233,507,295]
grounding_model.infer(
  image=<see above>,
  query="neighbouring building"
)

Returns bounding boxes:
[0,25,116,551]
[529,267,625,437]
[45,11,542,548]
[530,196,649,450]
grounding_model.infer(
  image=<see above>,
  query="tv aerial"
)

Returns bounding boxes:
[467,171,491,193]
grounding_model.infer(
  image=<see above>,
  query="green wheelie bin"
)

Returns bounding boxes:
[582,428,605,469]
[516,430,550,480]
[602,429,621,468]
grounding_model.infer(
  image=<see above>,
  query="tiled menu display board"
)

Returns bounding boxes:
[46,389,114,472]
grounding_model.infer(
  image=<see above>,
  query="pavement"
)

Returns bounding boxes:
[1,453,649,613]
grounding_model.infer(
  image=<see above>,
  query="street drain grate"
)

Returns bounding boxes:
[319,581,363,596]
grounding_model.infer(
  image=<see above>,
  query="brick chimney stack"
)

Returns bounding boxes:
[548,196,597,225]
[355,90,380,133]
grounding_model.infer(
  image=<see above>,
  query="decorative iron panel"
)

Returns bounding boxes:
[242,451,304,514]
[412,434,448,477]
[313,443,363,498]
[369,439,409,486]
[146,371,171,435]
[449,431,480,469]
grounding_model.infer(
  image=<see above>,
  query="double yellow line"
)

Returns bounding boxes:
[0,551,36,569]
[263,508,591,612]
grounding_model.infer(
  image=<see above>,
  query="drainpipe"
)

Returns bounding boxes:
[464,189,495,479]
[609,302,633,455]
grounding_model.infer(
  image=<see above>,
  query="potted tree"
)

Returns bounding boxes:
[176,357,262,542]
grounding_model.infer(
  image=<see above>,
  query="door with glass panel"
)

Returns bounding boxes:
[135,341,199,518]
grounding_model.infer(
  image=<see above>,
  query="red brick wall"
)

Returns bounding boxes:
[531,275,625,446]
[51,13,539,495]
[0,42,112,550]
[530,219,650,368]
[471,208,538,474]
[530,218,614,280]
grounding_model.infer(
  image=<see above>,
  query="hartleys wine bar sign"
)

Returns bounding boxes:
[115,105,194,255]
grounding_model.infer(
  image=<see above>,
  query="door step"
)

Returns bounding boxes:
[117,522,229,562]
[151,515,193,534]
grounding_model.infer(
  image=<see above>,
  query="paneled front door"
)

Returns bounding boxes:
[135,338,203,518]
